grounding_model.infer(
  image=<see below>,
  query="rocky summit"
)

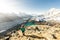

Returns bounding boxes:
[0,21,60,40]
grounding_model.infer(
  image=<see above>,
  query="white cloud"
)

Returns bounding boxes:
[0,0,19,13]
[0,0,45,15]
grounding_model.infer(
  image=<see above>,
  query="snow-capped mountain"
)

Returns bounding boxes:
[43,8,60,21]
[0,8,60,33]
[33,8,60,22]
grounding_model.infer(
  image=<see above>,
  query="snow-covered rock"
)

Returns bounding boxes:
[33,8,60,22]
[43,8,60,22]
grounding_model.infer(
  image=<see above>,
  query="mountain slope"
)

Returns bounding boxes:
[0,13,32,33]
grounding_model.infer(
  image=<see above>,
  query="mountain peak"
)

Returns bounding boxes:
[46,8,60,16]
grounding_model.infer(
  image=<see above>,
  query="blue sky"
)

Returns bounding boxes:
[0,0,60,14]
[17,0,60,10]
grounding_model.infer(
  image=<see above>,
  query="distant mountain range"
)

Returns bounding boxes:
[0,8,60,33]
[0,13,32,33]
[40,8,60,21]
